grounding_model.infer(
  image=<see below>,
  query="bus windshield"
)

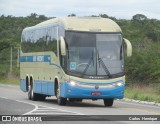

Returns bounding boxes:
[65,31,124,78]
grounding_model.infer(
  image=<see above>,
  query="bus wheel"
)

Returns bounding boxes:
[56,84,67,105]
[28,85,32,100]
[28,84,38,101]
[103,98,114,107]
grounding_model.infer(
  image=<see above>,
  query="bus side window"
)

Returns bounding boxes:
[21,26,58,54]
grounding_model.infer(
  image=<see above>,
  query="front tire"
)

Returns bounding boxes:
[56,83,67,105]
[103,98,114,107]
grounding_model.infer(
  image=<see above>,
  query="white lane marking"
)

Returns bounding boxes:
[26,113,72,115]
[36,109,62,111]
[15,100,38,115]
[0,96,84,115]
[0,96,9,99]
[37,108,57,110]
[0,97,84,115]
[15,100,84,115]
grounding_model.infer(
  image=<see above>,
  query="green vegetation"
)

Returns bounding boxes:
[0,76,19,85]
[125,84,160,103]
[0,13,159,102]
[0,13,48,80]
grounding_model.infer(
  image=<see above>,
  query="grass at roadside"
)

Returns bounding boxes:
[0,77,19,85]
[125,84,160,103]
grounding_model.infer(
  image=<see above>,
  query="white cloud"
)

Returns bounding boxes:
[0,0,159,19]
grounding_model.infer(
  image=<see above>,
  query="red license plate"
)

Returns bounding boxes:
[91,92,101,96]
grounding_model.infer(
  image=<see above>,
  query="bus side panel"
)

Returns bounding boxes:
[42,82,48,94]
[32,80,55,95]
[47,82,55,95]
[34,80,42,94]
[60,82,67,97]
[20,79,27,92]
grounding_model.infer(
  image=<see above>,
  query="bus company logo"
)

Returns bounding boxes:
[36,56,44,62]
[95,85,99,89]
[2,116,11,121]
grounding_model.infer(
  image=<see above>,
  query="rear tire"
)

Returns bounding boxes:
[28,80,38,101]
[28,85,32,100]
[103,98,114,107]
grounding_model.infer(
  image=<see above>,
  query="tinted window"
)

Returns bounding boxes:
[21,26,57,53]
[65,31,124,78]
[65,31,96,47]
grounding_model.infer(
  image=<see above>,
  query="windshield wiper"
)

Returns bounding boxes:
[81,52,94,78]
[97,50,111,78]
[98,58,111,78]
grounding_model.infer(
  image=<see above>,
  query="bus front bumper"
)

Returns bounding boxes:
[60,82,125,99]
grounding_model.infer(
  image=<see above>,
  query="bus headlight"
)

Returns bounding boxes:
[113,81,124,87]
[68,80,77,86]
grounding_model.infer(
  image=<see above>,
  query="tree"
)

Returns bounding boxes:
[99,14,108,18]
[39,15,47,20]
[132,14,147,21]
[68,13,76,17]
[0,39,11,51]
[91,15,99,17]
[28,13,38,18]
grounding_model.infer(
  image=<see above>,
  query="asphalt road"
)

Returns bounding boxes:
[0,84,160,124]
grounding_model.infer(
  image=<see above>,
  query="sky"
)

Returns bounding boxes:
[0,0,160,19]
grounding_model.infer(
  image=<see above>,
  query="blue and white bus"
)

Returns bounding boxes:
[20,17,132,106]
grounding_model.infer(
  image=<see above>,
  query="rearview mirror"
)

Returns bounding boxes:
[60,36,66,56]
[123,38,132,57]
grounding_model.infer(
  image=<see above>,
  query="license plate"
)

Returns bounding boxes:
[91,92,101,96]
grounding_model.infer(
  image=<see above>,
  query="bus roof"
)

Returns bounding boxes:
[24,17,122,32]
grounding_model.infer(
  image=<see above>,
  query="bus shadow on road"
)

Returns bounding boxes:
[41,98,117,108]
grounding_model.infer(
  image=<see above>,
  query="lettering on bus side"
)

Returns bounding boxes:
[36,56,44,62]
[33,56,44,62]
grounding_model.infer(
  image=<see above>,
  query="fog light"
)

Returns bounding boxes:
[121,91,124,94]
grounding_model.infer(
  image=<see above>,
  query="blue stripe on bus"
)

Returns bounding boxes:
[20,55,61,68]
[20,55,51,62]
